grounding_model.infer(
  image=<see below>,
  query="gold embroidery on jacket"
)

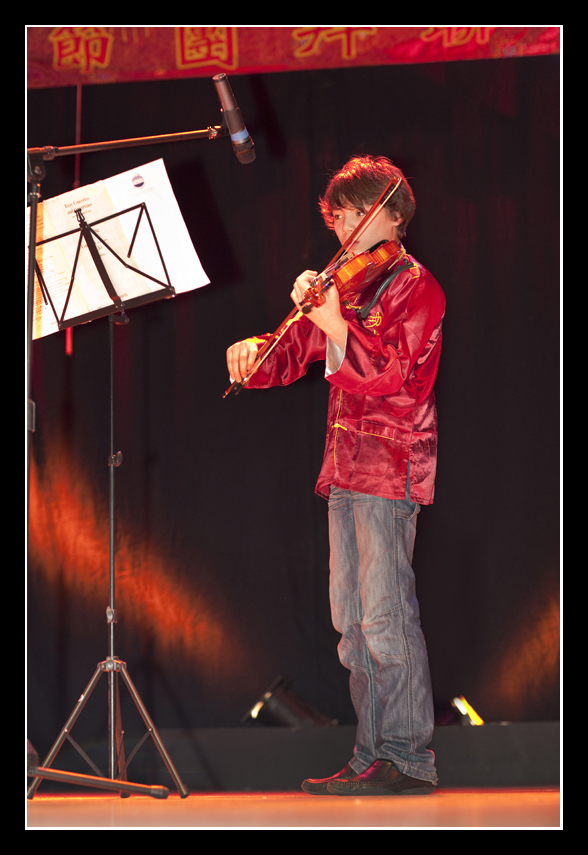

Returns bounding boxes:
[356,428,395,440]
[364,310,382,330]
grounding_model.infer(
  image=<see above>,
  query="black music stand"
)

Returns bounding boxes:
[27,200,189,800]
[26,73,253,800]
[33,202,176,333]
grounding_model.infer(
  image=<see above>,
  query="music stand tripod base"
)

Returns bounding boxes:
[27,657,189,800]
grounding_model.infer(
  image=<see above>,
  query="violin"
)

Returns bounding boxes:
[298,239,406,314]
[224,174,405,398]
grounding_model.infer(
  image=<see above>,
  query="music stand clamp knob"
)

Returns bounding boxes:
[108,451,123,467]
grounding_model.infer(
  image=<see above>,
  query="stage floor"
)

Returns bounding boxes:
[26,787,561,829]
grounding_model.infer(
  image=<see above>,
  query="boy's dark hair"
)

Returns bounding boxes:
[319,155,416,239]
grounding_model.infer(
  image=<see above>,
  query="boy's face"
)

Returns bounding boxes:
[332,204,402,256]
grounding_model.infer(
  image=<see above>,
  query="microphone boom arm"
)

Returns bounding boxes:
[27,125,229,161]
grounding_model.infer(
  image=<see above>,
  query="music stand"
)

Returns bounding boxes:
[26,74,252,800]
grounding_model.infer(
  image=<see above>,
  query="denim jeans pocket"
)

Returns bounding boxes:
[393,500,420,521]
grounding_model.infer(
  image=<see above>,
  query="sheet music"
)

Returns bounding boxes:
[28,159,210,338]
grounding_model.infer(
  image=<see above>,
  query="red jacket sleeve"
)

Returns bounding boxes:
[244,316,327,389]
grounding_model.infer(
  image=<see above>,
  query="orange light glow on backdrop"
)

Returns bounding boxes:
[476,585,560,720]
[28,436,241,678]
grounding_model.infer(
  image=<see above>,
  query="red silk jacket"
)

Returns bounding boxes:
[245,255,446,505]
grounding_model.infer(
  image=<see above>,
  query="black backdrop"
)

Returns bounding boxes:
[27,55,560,754]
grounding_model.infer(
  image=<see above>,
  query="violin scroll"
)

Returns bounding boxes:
[300,275,331,313]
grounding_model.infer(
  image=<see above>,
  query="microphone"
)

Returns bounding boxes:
[213,73,256,164]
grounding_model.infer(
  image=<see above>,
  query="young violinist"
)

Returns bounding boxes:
[226,155,446,796]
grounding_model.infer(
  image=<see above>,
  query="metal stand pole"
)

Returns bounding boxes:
[27,316,189,800]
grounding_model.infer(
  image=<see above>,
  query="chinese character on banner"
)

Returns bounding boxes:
[175,27,238,70]
[49,27,114,74]
[420,27,497,50]
[293,27,377,61]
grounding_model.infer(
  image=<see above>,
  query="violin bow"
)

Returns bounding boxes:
[223,174,403,398]
[326,174,403,269]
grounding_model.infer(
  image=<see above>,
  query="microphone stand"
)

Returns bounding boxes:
[26,75,246,800]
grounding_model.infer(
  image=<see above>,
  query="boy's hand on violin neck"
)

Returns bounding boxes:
[292,271,348,351]
[227,338,258,383]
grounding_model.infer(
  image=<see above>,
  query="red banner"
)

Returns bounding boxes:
[27,27,560,89]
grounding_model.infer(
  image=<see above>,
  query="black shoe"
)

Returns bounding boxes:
[327,759,436,796]
[301,762,357,795]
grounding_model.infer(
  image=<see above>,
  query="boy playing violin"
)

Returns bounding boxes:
[226,155,446,796]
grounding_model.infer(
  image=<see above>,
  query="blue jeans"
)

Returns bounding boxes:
[328,483,437,784]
